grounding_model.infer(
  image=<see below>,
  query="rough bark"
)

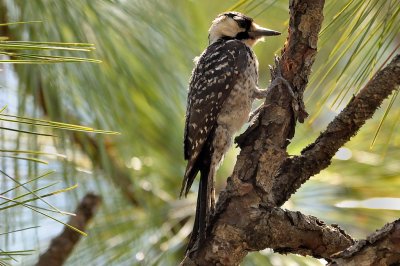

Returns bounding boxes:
[273,54,400,206]
[181,0,328,264]
[180,0,400,264]
[36,193,101,266]
[329,219,400,266]
[184,207,353,265]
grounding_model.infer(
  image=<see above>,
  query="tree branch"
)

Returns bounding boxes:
[182,207,353,265]
[329,219,400,265]
[273,54,400,206]
[36,193,102,266]
[181,0,327,264]
[245,207,354,258]
[181,0,400,264]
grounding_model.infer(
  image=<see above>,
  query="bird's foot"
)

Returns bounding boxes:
[248,104,264,122]
[269,56,295,98]
[269,56,308,122]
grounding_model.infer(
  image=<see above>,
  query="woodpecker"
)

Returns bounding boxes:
[181,11,280,249]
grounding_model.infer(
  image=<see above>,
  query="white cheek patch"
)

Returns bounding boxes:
[219,17,242,37]
[209,17,244,44]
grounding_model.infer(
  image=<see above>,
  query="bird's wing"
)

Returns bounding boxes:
[183,40,248,179]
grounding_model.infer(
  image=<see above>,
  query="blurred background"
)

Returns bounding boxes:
[0,0,399,265]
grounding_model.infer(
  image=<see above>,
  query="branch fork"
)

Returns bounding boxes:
[181,0,400,263]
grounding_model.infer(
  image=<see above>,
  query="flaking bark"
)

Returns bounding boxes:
[181,0,400,264]
[182,0,328,264]
[273,54,400,206]
[329,219,400,266]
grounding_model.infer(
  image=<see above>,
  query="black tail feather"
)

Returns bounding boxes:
[182,135,215,252]
[186,165,210,251]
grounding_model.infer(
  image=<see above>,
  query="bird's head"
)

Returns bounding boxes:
[208,11,280,47]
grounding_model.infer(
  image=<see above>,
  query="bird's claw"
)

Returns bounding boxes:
[269,56,308,122]
[269,58,295,99]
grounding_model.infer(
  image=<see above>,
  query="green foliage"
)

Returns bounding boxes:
[0,105,118,263]
[0,19,115,263]
[307,0,400,138]
[0,21,101,63]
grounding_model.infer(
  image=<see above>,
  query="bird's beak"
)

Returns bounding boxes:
[249,23,281,38]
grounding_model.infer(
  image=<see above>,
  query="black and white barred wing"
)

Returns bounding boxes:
[182,40,248,195]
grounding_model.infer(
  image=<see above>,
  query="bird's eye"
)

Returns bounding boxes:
[234,16,250,29]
